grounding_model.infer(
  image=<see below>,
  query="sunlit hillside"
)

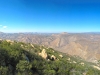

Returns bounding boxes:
[0,40,100,75]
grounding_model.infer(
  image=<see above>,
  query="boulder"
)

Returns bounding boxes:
[59,54,63,58]
[51,55,56,60]
[39,49,47,59]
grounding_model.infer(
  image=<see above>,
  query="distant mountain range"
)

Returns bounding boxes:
[0,32,100,62]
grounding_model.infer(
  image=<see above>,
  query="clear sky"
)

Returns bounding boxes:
[0,0,100,33]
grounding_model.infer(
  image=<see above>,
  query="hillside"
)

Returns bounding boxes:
[0,40,100,75]
[0,33,100,62]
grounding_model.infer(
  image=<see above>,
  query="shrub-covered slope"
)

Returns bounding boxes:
[0,40,100,75]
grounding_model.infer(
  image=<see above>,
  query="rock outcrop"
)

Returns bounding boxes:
[39,49,47,59]
[1,33,100,62]
[51,55,56,60]
[59,54,63,58]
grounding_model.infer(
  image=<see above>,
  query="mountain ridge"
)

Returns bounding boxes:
[0,32,100,62]
[0,39,100,75]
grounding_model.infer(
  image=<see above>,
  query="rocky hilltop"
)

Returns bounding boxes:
[0,32,100,62]
[0,40,100,75]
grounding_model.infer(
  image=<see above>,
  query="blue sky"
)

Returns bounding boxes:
[0,0,100,33]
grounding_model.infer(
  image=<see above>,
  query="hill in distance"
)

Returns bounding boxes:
[0,32,100,63]
[0,39,100,75]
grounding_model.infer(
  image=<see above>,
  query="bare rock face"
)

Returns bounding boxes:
[0,39,2,41]
[1,33,100,62]
[39,49,47,59]
[51,55,56,60]
[92,65,100,70]
[30,44,34,48]
[80,62,84,66]
[6,40,14,43]
[59,54,63,58]
[6,40,14,45]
